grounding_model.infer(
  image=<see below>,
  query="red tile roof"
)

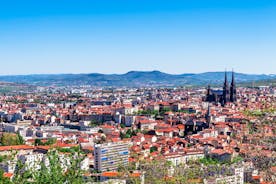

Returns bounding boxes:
[3,173,13,178]
[0,145,34,151]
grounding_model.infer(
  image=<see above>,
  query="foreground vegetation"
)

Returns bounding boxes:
[0,150,85,184]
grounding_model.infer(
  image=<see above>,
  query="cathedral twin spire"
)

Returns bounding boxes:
[223,70,237,105]
[230,70,237,102]
[205,70,237,106]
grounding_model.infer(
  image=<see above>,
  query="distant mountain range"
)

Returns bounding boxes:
[0,71,275,87]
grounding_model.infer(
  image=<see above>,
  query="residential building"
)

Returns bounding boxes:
[94,142,129,172]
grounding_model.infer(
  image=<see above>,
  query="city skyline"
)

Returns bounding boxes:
[0,0,275,75]
[0,1,275,183]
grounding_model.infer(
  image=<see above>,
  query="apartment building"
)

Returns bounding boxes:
[94,142,129,172]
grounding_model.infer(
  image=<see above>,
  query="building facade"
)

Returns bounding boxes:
[94,142,129,172]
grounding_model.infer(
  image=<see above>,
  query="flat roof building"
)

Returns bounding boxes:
[94,142,129,172]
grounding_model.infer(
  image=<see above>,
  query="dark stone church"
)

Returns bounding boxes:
[205,71,237,106]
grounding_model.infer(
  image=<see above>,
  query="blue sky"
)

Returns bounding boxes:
[0,0,275,75]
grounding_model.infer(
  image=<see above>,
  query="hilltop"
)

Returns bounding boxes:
[0,71,275,87]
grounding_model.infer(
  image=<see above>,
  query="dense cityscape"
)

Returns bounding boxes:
[0,71,275,184]
[1,1,275,183]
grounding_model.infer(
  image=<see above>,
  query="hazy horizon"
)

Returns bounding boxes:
[0,70,275,76]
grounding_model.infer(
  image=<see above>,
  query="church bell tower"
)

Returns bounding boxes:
[230,70,237,102]
[222,71,230,106]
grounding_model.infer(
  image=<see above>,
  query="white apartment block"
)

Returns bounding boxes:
[204,167,244,184]
[94,142,129,172]
[18,153,44,171]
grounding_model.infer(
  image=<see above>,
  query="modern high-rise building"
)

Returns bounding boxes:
[94,142,129,172]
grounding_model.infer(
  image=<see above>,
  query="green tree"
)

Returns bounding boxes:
[12,160,32,184]
[0,169,12,184]
[90,120,100,127]
[35,138,57,146]
[0,133,24,146]
[150,146,158,153]
[33,150,65,184]
[65,151,85,184]
[120,123,126,128]
[12,149,86,184]
[16,134,24,145]
[34,139,42,146]
[44,138,56,145]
